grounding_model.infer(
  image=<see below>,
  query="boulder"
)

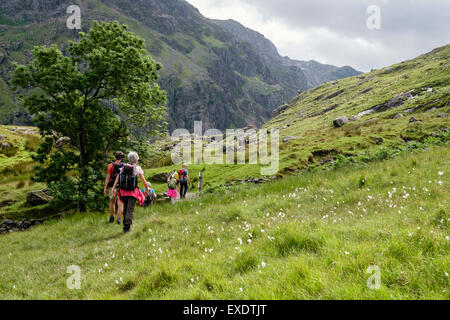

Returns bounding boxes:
[373,137,384,145]
[0,141,13,149]
[409,117,418,123]
[150,172,170,183]
[55,137,71,148]
[386,91,413,109]
[0,135,5,141]
[350,115,360,122]
[333,116,349,128]
[437,113,449,118]
[393,113,404,119]
[26,189,53,206]
[282,136,299,143]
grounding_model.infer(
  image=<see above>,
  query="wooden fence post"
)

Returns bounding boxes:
[198,171,203,192]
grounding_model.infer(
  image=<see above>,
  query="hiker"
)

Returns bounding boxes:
[112,152,149,233]
[166,171,180,202]
[178,164,191,199]
[142,182,157,207]
[104,151,125,224]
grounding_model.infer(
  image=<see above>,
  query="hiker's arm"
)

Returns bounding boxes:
[140,174,149,196]
[187,175,191,185]
[112,175,119,196]
[104,173,111,195]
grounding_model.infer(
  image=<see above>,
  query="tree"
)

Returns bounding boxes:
[13,21,167,212]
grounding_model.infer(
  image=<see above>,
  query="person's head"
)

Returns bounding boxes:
[128,151,139,164]
[147,182,152,188]
[182,163,188,169]
[115,151,125,161]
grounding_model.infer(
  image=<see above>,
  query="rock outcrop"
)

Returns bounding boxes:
[26,189,53,206]
[333,116,349,128]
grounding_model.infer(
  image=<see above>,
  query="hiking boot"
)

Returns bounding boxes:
[123,224,130,233]
[109,216,114,223]
[117,218,121,225]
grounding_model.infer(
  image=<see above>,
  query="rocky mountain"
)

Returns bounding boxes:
[214,19,361,89]
[0,0,360,131]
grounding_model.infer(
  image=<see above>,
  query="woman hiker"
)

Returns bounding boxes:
[112,152,149,233]
[166,171,180,203]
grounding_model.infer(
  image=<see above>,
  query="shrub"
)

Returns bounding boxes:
[16,181,25,189]
[0,146,18,157]
[24,135,42,152]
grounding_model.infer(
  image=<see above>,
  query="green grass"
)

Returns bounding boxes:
[0,145,448,299]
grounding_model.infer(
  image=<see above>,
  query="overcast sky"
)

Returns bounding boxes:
[186,0,450,72]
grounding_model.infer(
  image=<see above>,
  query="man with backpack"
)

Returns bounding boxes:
[104,151,125,224]
[178,164,191,199]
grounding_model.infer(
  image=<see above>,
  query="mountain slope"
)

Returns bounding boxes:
[214,19,361,88]
[0,0,359,131]
[263,44,450,174]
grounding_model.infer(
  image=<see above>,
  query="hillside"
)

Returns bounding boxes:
[129,44,450,191]
[0,0,359,131]
[263,44,450,174]
[0,146,448,299]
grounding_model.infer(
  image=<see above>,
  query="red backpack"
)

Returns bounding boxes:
[177,169,185,180]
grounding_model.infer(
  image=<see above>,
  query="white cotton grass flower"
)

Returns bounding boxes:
[438,171,444,176]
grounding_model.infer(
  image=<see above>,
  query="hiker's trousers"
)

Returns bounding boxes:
[121,196,136,231]
[180,181,188,198]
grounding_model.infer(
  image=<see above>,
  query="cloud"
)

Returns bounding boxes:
[186,0,450,72]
